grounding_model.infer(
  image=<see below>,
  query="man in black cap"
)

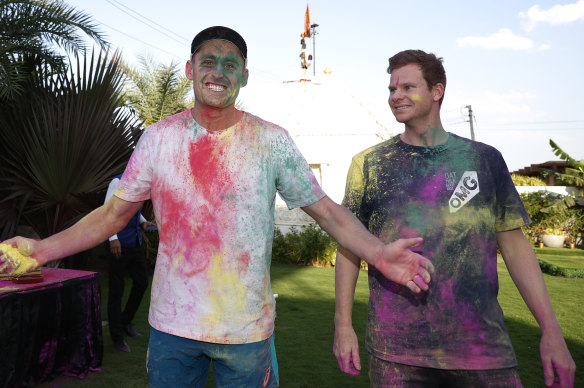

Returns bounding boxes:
[1,26,434,387]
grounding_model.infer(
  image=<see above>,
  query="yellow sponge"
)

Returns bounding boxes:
[0,243,39,276]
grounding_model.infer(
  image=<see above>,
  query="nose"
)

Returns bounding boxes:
[212,65,224,78]
[389,90,403,103]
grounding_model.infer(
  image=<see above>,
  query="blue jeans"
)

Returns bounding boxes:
[147,327,279,387]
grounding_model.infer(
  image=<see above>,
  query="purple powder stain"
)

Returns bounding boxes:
[417,174,445,203]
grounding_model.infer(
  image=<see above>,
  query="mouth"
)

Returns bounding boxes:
[393,105,411,111]
[206,83,227,92]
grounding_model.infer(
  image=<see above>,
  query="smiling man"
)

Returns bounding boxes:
[0,28,435,387]
[333,49,575,387]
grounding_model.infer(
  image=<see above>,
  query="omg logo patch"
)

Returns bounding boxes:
[449,171,479,213]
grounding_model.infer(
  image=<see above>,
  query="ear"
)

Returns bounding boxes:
[185,60,194,80]
[241,68,249,87]
[432,83,445,102]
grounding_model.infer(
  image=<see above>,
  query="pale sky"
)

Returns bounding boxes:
[75,0,584,172]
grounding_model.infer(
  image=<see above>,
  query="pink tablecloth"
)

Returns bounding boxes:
[0,267,103,386]
[0,267,97,294]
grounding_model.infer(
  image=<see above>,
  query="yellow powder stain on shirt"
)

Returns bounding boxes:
[412,94,422,102]
[0,243,39,276]
[204,252,247,327]
[171,246,187,271]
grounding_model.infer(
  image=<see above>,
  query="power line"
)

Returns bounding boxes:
[96,1,289,82]
[441,107,463,114]
[95,19,184,62]
[247,67,288,82]
[474,126,584,132]
[104,0,190,45]
[443,120,467,126]
[475,119,584,127]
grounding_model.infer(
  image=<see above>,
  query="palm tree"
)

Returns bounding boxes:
[0,0,108,99]
[541,139,584,213]
[0,49,142,240]
[122,55,193,126]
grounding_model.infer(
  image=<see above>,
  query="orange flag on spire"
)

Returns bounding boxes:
[302,4,311,38]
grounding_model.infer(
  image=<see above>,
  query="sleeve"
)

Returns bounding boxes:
[104,178,120,241]
[115,129,154,202]
[341,152,368,227]
[272,129,325,209]
[493,150,531,232]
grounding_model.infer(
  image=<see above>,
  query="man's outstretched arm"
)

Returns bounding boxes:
[1,196,143,271]
[302,195,434,292]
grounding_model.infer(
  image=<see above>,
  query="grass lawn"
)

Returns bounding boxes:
[539,256,584,269]
[535,246,584,270]
[37,252,583,388]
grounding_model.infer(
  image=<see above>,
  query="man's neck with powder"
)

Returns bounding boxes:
[192,105,243,132]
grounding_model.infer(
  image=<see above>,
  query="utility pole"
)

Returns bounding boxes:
[299,6,318,78]
[465,105,476,140]
[310,23,318,76]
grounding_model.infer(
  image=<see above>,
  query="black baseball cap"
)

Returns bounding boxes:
[191,26,247,59]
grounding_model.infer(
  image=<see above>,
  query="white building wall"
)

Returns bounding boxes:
[242,75,392,232]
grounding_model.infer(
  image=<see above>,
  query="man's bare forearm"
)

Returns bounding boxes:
[5,196,143,265]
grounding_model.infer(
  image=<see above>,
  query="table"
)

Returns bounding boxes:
[0,268,103,387]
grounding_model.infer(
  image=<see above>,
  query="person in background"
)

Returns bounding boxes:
[104,173,155,353]
[1,28,433,387]
[333,49,575,388]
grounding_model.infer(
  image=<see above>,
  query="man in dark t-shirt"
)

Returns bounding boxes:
[333,49,575,388]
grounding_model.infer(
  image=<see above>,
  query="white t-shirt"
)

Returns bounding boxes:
[116,109,325,344]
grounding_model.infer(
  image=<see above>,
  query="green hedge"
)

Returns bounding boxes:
[538,259,584,278]
[272,224,337,266]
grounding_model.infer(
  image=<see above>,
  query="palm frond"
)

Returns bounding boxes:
[541,196,577,213]
[549,139,584,168]
[0,49,142,237]
[122,55,192,126]
[0,0,109,100]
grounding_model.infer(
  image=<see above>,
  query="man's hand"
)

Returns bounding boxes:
[0,238,41,274]
[334,325,361,376]
[540,327,576,387]
[302,197,434,292]
[373,237,434,293]
[109,239,122,259]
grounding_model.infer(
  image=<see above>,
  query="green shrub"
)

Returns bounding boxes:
[538,259,584,278]
[520,191,580,245]
[511,174,546,186]
[272,224,337,266]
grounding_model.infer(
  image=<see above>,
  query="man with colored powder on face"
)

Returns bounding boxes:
[333,49,576,387]
[0,28,435,387]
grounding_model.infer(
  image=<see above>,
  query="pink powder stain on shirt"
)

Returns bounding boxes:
[239,252,251,274]
[158,188,217,277]
[370,286,415,325]
[149,135,232,277]
[119,154,141,190]
[189,135,232,197]
[436,279,485,338]
[398,224,420,240]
